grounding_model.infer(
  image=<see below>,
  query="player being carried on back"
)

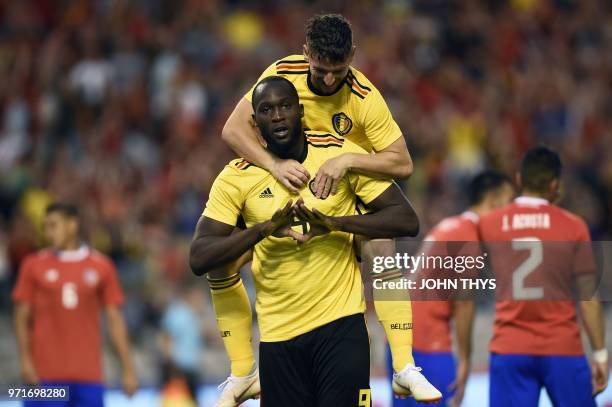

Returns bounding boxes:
[191,76,422,406]
[208,14,440,406]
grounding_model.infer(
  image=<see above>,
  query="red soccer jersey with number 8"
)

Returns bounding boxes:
[12,247,124,382]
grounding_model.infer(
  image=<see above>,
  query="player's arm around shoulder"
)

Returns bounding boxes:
[369,134,413,178]
[221,97,268,165]
[221,62,310,193]
[313,100,413,199]
[352,83,413,178]
[344,149,418,238]
[221,61,276,167]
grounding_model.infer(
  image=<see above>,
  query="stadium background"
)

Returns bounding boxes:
[0,0,611,405]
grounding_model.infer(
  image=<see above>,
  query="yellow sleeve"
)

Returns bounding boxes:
[202,167,244,226]
[344,140,393,204]
[243,61,278,102]
[361,87,403,152]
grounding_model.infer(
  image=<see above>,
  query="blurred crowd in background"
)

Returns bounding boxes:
[0,0,611,386]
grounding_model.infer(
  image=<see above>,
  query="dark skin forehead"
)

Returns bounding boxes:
[252,80,299,110]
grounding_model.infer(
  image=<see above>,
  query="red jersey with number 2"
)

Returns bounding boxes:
[478,197,594,356]
[12,247,124,382]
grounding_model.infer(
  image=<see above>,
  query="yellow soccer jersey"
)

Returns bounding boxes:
[244,55,402,153]
[203,132,392,342]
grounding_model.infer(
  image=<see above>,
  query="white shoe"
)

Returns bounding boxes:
[392,363,442,403]
[215,367,261,407]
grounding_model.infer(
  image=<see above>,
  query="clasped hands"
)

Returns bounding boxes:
[260,199,338,243]
[271,156,349,198]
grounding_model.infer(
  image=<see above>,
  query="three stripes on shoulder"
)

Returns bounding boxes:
[306,133,344,148]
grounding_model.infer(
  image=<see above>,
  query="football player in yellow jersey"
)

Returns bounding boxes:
[191,76,423,407]
[206,14,442,407]
[224,14,412,194]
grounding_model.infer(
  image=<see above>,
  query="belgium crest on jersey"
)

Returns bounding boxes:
[332,112,352,136]
[308,179,327,200]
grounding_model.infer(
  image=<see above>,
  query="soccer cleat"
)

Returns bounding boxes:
[392,364,442,403]
[215,366,261,407]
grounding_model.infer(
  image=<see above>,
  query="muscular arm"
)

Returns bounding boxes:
[189,216,266,276]
[190,201,298,275]
[222,98,309,191]
[297,183,419,239]
[14,302,38,384]
[313,136,413,198]
[346,136,413,179]
[334,183,418,238]
[222,98,274,170]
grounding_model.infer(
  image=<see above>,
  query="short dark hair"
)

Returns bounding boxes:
[305,14,353,63]
[251,76,299,109]
[520,145,562,193]
[467,170,512,205]
[46,202,79,218]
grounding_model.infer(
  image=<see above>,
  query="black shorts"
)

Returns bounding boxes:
[259,313,371,407]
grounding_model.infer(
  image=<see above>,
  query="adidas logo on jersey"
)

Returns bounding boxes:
[259,188,274,198]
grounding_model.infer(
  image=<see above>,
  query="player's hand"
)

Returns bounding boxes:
[448,360,470,407]
[312,154,350,199]
[261,200,305,241]
[20,357,39,385]
[122,368,139,397]
[591,360,608,396]
[271,159,310,193]
[294,199,338,242]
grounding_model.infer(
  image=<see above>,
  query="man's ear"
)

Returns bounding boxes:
[550,178,559,191]
[256,132,267,148]
[303,44,309,61]
[348,45,356,64]
[255,126,268,148]
[515,172,522,191]
[550,178,561,202]
[299,104,304,118]
[250,114,266,147]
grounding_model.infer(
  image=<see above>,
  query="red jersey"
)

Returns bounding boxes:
[478,196,594,356]
[413,211,479,353]
[12,246,124,382]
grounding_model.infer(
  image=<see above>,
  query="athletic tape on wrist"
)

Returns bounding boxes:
[593,349,608,364]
